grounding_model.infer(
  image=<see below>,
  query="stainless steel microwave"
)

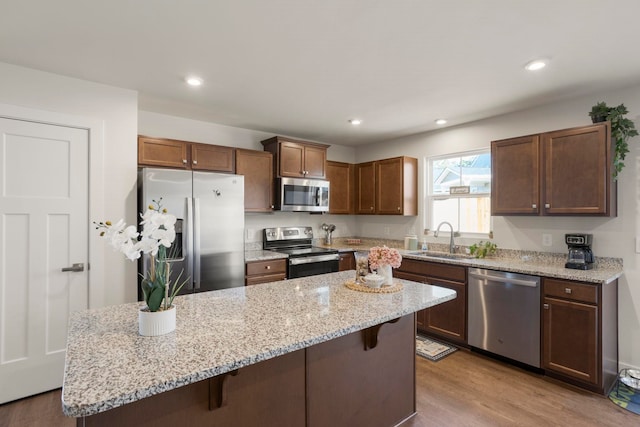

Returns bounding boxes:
[276,177,330,212]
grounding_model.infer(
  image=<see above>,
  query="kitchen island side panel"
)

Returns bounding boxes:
[306,313,416,427]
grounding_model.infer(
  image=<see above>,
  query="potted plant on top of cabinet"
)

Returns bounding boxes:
[588,101,639,179]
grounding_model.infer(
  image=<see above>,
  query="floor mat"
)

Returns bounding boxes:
[609,378,640,415]
[416,336,457,361]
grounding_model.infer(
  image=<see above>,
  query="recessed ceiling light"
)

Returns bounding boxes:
[349,119,362,125]
[185,76,203,86]
[524,59,547,71]
[435,119,447,125]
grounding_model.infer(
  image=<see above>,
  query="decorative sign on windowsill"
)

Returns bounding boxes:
[449,186,470,194]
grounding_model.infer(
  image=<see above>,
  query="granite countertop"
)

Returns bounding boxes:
[244,249,288,262]
[61,271,456,418]
[316,240,623,285]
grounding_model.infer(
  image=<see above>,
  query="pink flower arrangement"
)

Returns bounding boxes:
[368,245,402,269]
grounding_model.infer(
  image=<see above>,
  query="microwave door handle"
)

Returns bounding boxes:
[316,187,320,206]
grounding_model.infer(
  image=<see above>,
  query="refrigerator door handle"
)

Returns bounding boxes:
[186,197,195,290]
[194,197,202,289]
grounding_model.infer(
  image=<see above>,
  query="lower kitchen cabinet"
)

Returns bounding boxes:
[338,251,355,271]
[245,259,286,285]
[394,259,467,345]
[542,277,618,394]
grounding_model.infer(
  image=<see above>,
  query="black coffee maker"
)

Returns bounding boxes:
[565,233,594,270]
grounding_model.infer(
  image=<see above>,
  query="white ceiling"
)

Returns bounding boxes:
[2,1,640,145]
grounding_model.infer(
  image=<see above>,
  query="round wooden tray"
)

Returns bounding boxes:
[345,280,403,293]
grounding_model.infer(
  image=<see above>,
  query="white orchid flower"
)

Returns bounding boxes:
[152,228,176,248]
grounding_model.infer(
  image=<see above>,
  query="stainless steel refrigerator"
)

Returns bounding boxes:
[138,167,245,296]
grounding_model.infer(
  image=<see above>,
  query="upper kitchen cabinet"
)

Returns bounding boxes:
[491,122,615,217]
[326,161,354,214]
[138,136,235,173]
[138,136,190,169]
[191,143,235,173]
[491,134,541,215]
[236,148,273,212]
[261,136,329,179]
[356,156,418,215]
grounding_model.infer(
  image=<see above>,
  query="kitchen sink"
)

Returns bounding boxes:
[407,251,472,260]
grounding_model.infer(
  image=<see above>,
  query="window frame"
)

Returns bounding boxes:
[425,148,492,238]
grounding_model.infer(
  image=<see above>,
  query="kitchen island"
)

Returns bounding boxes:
[62,271,456,426]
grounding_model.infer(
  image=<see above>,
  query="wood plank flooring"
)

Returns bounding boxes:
[1,349,637,427]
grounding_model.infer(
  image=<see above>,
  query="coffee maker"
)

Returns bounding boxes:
[565,233,595,270]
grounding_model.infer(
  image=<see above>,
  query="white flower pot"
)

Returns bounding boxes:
[138,305,176,336]
[377,264,394,286]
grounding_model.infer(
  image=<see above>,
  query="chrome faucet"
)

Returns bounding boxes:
[434,221,456,253]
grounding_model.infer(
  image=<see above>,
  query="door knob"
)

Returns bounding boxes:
[61,263,85,272]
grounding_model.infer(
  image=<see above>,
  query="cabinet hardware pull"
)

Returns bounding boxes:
[193,160,198,165]
[266,265,271,270]
[532,204,537,209]
[182,159,187,164]
[564,288,572,294]
[543,303,549,309]
[545,203,550,208]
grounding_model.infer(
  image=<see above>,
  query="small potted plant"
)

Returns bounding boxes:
[469,241,497,259]
[588,101,639,179]
[95,199,188,336]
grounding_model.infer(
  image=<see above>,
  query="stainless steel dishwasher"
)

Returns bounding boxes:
[468,268,541,368]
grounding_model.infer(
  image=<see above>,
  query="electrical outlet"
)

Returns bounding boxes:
[635,237,640,254]
[542,234,552,247]
[246,228,254,240]
[384,227,390,235]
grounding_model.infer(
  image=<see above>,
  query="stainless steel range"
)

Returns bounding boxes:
[263,226,340,279]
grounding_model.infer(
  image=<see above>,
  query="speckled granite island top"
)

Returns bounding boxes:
[62,271,456,418]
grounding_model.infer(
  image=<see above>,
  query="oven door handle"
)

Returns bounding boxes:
[289,254,340,265]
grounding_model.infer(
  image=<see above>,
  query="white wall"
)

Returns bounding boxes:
[356,85,640,369]
[0,62,139,307]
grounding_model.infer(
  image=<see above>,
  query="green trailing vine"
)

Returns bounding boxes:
[589,102,638,179]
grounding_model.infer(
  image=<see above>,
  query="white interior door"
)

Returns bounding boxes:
[0,117,88,403]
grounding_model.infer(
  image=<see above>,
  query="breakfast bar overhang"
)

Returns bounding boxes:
[62,271,456,426]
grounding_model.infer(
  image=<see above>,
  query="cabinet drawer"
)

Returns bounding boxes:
[246,259,287,276]
[246,273,286,286]
[397,258,466,282]
[543,278,598,304]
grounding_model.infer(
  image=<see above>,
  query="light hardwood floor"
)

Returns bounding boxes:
[1,349,637,427]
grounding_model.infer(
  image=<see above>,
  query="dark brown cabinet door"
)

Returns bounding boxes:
[279,141,306,177]
[303,145,327,178]
[393,262,466,341]
[138,136,189,169]
[236,149,273,212]
[393,270,428,331]
[543,124,612,215]
[326,161,353,214]
[376,157,404,214]
[338,252,355,271]
[543,296,598,385]
[422,278,466,344]
[355,162,376,214]
[191,143,235,172]
[491,135,540,215]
